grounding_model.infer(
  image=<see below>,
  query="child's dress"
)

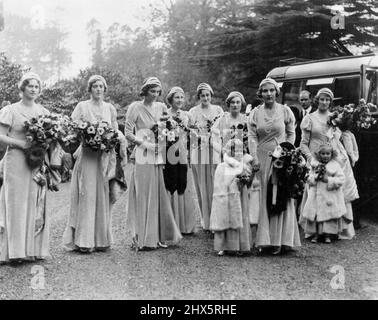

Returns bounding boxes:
[301,159,350,236]
[210,153,253,252]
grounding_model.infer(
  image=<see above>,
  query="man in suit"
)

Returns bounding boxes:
[290,90,316,147]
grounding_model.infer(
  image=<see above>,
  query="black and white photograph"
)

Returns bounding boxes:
[0,0,377,302]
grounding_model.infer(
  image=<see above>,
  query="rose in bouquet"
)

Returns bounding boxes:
[72,120,119,152]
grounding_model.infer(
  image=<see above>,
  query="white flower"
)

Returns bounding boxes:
[167,131,176,142]
[162,128,169,136]
[272,145,282,158]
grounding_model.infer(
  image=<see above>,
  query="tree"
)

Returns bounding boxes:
[0,52,27,104]
[0,14,71,82]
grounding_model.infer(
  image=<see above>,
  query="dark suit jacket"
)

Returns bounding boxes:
[290,105,317,147]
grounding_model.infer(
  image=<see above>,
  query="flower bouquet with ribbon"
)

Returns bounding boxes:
[24,113,69,169]
[230,122,249,154]
[192,114,222,151]
[267,142,309,216]
[150,111,180,155]
[71,120,119,152]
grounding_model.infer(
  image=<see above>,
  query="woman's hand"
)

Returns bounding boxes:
[22,140,33,150]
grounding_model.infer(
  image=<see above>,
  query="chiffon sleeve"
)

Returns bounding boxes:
[71,102,84,121]
[284,105,295,145]
[124,102,142,145]
[247,108,258,159]
[0,105,13,128]
[109,104,119,130]
[300,115,312,160]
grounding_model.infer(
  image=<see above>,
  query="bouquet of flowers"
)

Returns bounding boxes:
[230,122,249,154]
[269,142,309,201]
[150,111,181,152]
[24,113,70,169]
[193,114,222,150]
[328,100,377,131]
[353,99,377,130]
[313,163,327,182]
[236,154,255,190]
[71,120,119,152]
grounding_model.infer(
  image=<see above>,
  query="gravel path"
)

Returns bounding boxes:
[1,177,377,300]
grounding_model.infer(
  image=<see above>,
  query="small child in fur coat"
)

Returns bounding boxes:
[300,143,349,243]
[210,139,254,256]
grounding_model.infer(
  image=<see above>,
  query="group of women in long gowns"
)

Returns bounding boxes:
[0,70,360,263]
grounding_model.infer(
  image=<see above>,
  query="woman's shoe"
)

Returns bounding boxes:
[217,250,225,256]
[158,241,168,248]
[271,247,281,255]
[311,236,318,243]
[324,237,331,244]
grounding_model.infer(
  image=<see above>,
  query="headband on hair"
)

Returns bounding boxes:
[316,88,334,101]
[226,91,246,107]
[87,75,108,92]
[258,78,280,95]
[196,83,214,96]
[18,72,42,91]
[166,86,185,105]
[142,77,162,91]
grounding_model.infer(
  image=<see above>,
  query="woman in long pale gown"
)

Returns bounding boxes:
[164,86,201,234]
[0,73,51,262]
[248,78,301,255]
[125,77,182,250]
[300,88,358,240]
[211,91,253,254]
[188,83,223,231]
[63,75,120,252]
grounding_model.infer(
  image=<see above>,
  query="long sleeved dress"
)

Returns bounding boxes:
[165,109,201,234]
[248,103,301,249]
[0,103,51,262]
[188,104,223,230]
[63,100,118,251]
[300,111,358,239]
[125,101,182,249]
